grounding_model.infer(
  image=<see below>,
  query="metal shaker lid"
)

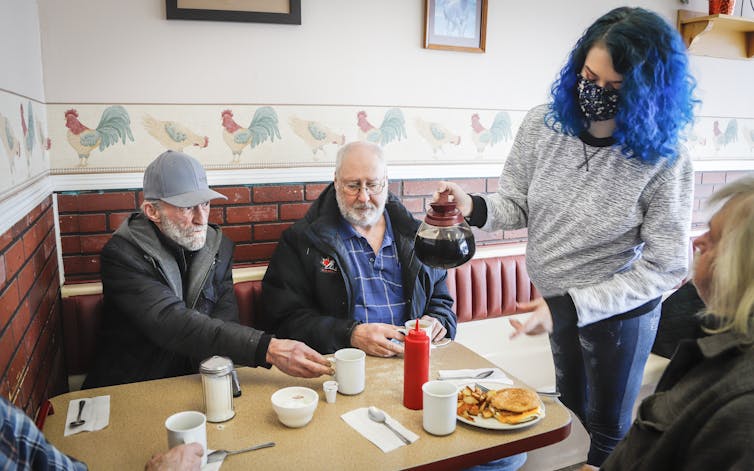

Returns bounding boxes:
[199,356,234,376]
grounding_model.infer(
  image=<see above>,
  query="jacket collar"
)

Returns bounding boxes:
[115,212,222,306]
[305,183,419,240]
[303,183,423,287]
[697,331,754,358]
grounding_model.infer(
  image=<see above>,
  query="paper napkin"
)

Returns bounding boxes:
[437,368,513,385]
[341,408,419,453]
[64,395,110,436]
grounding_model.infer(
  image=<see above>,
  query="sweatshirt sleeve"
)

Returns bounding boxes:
[568,154,694,326]
[479,108,538,232]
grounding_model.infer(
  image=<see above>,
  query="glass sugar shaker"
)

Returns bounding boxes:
[200,356,236,422]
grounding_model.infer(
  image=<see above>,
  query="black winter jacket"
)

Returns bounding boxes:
[83,213,269,388]
[261,183,457,354]
[602,332,754,470]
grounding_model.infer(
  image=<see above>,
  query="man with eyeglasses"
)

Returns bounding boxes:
[261,141,457,356]
[83,150,333,389]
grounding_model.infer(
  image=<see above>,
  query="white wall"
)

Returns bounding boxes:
[37,0,754,117]
[0,0,51,236]
[0,0,45,100]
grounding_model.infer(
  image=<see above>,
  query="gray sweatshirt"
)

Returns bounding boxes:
[481,104,694,326]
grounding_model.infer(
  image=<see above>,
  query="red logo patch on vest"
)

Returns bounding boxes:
[320,257,338,273]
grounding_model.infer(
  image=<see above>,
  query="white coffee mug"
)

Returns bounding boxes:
[422,381,458,436]
[402,318,451,352]
[331,348,366,395]
[165,411,207,466]
[404,319,433,341]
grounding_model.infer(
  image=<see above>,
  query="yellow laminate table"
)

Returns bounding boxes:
[44,342,571,470]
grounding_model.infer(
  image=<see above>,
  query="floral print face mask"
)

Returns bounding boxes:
[577,74,619,122]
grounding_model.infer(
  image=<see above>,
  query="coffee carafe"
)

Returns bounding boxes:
[414,190,475,269]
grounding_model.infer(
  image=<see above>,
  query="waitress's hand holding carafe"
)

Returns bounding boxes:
[415,186,475,269]
[431,181,473,217]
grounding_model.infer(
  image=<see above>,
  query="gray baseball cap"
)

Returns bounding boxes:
[143,151,226,207]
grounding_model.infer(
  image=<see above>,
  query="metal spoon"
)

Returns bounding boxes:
[206,441,275,464]
[367,407,411,445]
[440,369,495,381]
[69,400,86,427]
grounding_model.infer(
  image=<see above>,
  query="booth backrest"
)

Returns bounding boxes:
[60,250,536,376]
[446,254,538,323]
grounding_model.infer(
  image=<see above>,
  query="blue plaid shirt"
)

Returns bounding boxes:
[338,213,407,325]
[1,397,87,470]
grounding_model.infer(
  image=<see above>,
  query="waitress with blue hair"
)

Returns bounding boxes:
[438,7,698,469]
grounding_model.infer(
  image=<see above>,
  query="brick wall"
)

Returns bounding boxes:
[0,196,68,418]
[58,170,751,281]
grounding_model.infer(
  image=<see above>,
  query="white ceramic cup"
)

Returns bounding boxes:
[404,319,433,341]
[330,348,366,395]
[422,381,458,436]
[323,380,338,403]
[402,318,452,354]
[165,411,207,466]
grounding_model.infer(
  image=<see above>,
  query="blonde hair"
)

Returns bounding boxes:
[702,176,754,337]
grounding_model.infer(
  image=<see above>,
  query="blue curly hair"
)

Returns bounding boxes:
[546,7,699,163]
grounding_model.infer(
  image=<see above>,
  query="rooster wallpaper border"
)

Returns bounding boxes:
[44,103,754,175]
[0,90,51,197]
[47,104,526,173]
[2,90,754,197]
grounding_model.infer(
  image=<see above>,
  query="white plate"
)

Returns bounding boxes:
[455,381,545,430]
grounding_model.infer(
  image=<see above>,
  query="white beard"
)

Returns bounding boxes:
[336,190,385,228]
[160,216,207,251]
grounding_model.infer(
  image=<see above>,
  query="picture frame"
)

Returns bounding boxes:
[423,0,487,53]
[166,0,301,25]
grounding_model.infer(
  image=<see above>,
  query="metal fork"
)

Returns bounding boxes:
[474,383,560,398]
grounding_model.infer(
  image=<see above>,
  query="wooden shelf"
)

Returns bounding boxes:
[677,9,754,59]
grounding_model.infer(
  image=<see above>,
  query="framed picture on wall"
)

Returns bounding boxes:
[166,0,301,25]
[424,0,487,53]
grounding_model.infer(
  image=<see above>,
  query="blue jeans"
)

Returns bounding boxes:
[548,298,660,466]
[464,453,527,471]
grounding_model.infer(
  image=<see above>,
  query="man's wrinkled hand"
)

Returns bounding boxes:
[509,298,553,339]
[144,443,203,471]
[267,339,334,378]
[350,323,404,357]
[419,315,447,342]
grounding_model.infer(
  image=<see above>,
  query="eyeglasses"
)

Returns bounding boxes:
[338,178,386,196]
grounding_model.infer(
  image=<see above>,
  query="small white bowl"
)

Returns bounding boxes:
[271,386,319,428]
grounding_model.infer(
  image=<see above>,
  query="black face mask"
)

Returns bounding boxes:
[577,74,619,122]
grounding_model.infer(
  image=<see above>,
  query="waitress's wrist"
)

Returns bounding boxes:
[465,195,487,227]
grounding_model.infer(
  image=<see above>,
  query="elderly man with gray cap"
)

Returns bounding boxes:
[83,151,332,389]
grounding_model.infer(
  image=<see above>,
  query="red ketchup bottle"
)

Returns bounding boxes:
[403,319,430,410]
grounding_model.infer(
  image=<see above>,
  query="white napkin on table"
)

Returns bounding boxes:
[64,395,110,436]
[437,368,513,385]
[341,408,419,453]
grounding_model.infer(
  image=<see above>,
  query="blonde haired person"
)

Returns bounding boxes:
[592,176,754,470]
